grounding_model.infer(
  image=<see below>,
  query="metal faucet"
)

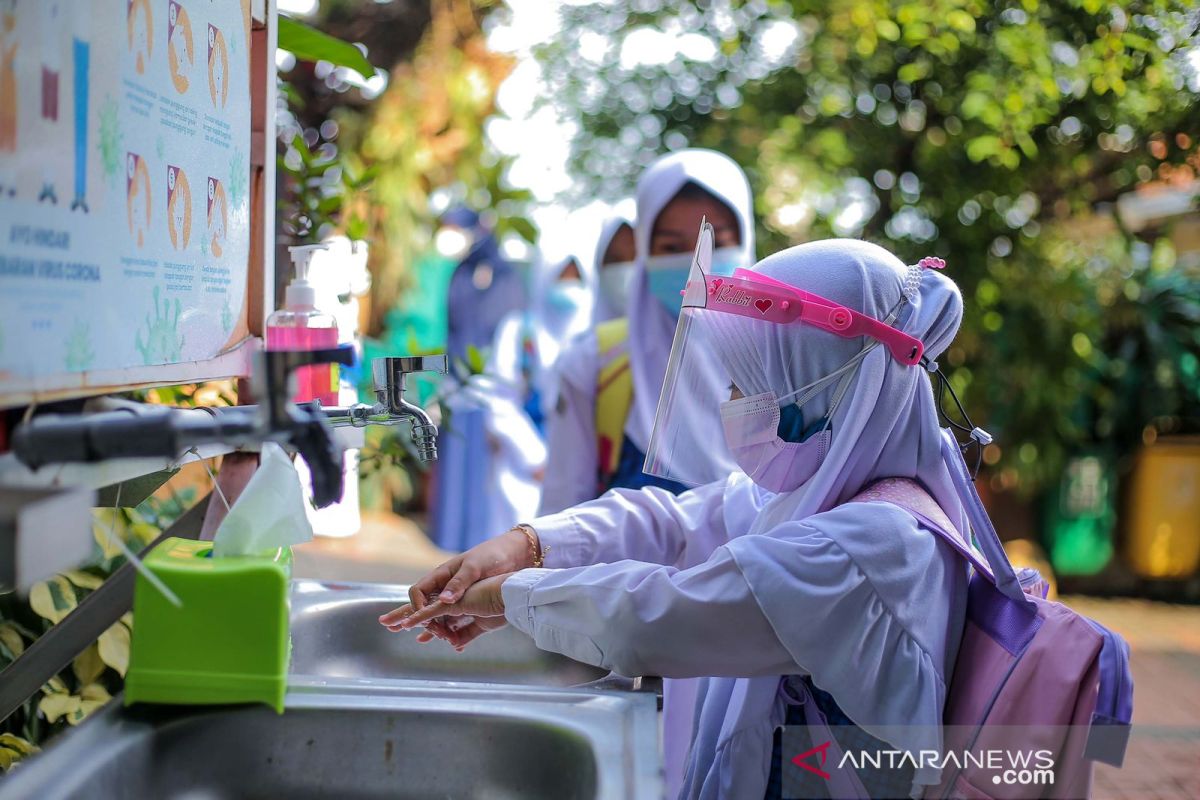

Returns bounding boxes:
[321,356,447,462]
[10,349,447,508]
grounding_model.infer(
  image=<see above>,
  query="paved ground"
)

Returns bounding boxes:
[293,511,446,586]
[1064,597,1200,800]
[296,514,1200,799]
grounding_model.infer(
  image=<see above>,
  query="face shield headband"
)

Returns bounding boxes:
[643,222,930,488]
[690,266,925,366]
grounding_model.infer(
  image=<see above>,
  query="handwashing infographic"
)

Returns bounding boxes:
[167,1,193,95]
[0,0,251,378]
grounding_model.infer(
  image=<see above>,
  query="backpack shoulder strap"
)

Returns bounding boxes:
[594,318,633,478]
[849,478,996,582]
[595,316,629,358]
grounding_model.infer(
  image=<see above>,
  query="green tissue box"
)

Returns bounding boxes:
[124,537,292,712]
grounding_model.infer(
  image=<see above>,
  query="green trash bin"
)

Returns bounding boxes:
[1043,454,1116,576]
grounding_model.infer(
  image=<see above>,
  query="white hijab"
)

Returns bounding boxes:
[591,211,634,323]
[683,240,968,800]
[719,239,967,536]
[626,149,756,451]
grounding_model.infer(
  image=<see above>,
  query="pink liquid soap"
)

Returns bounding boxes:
[265,322,339,406]
[267,244,340,407]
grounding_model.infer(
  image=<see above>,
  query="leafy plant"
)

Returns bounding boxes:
[334,0,536,335]
[277,130,376,243]
[534,0,1200,493]
[0,490,195,771]
[1089,256,1200,457]
[274,8,381,245]
[277,14,374,81]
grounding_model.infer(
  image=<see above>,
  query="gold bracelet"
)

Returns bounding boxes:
[516,524,548,568]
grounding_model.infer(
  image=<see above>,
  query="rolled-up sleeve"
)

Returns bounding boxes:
[500,548,798,679]
[528,479,730,570]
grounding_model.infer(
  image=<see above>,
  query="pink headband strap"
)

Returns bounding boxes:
[689,268,925,365]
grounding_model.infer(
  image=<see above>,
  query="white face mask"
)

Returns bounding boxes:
[718,343,875,492]
[598,261,634,313]
[435,227,473,260]
[720,393,832,493]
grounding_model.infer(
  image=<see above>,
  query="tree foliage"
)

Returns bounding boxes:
[535,0,1200,492]
[290,0,535,334]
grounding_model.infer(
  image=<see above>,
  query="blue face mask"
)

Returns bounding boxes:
[546,281,586,313]
[709,245,743,277]
[777,404,829,443]
[644,253,694,316]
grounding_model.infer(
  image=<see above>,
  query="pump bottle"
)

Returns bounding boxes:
[266,244,339,406]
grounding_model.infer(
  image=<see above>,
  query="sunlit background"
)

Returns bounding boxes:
[273,0,1200,594]
[0,0,1198,784]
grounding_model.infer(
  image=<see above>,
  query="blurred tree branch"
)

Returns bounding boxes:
[535,0,1200,493]
[277,0,535,336]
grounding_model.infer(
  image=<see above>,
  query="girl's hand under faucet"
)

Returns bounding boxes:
[379,573,512,650]
[397,526,537,608]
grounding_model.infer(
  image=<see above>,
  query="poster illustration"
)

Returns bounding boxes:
[0,0,251,379]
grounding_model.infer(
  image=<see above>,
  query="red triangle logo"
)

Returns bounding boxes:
[791,740,832,780]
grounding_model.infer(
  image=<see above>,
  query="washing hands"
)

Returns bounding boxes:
[377,527,540,649]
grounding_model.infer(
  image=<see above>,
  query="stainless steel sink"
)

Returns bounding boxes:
[289,580,609,687]
[0,678,661,799]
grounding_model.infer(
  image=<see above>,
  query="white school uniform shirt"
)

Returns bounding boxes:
[537,330,604,515]
[502,474,968,799]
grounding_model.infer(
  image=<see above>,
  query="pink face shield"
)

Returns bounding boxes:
[643,222,926,487]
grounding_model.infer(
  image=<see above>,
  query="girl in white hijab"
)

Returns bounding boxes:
[472,256,593,538]
[591,205,637,323]
[384,238,972,799]
[539,149,756,515]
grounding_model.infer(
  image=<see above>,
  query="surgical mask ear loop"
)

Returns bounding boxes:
[923,357,991,479]
[775,340,878,435]
[778,341,879,409]
[820,362,860,434]
[98,483,184,608]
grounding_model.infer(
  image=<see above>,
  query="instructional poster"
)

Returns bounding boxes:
[0,0,252,381]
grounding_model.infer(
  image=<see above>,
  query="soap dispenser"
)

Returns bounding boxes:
[266,244,339,406]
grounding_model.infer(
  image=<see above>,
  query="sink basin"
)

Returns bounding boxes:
[0,678,661,799]
[289,580,609,687]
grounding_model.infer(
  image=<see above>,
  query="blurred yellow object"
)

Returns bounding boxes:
[1126,438,1200,579]
[1003,538,1058,599]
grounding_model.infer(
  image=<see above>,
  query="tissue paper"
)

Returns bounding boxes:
[212,443,315,557]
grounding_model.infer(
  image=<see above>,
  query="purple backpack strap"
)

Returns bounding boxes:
[851,478,995,582]
[936,428,1032,605]
[851,429,1135,770]
[1084,620,1134,766]
[848,435,1032,608]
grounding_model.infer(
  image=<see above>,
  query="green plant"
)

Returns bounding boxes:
[1090,255,1200,456]
[334,0,537,335]
[534,0,1199,493]
[275,8,380,243]
[277,14,374,81]
[277,130,377,243]
[0,490,195,771]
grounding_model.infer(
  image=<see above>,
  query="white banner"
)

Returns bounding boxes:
[0,0,252,380]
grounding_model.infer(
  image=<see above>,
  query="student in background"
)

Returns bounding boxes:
[539,149,755,516]
[591,209,636,323]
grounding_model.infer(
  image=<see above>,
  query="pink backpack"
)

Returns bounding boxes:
[841,430,1133,799]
